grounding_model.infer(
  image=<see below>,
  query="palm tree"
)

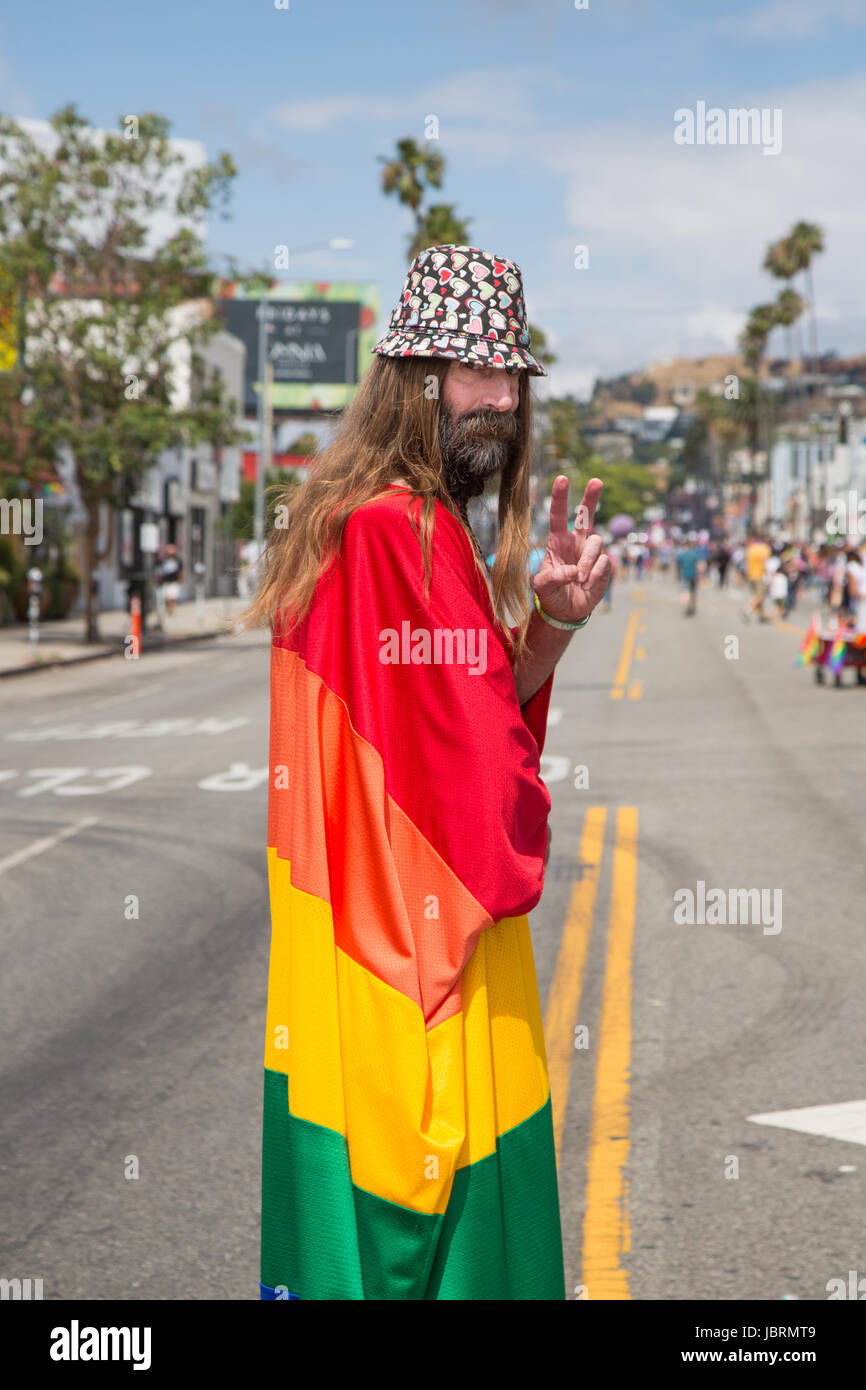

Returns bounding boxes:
[378,138,471,259]
[787,221,824,375]
[763,237,803,390]
[412,203,472,261]
[379,137,445,214]
[738,303,778,522]
[774,285,806,420]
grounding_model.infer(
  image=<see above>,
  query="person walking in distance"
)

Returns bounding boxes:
[157,543,182,616]
[744,532,771,622]
[678,534,702,616]
[237,244,610,1301]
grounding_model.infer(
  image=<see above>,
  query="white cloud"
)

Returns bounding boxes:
[682,307,751,346]
[269,67,570,132]
[534,364,598,403]
[527,69,866,374]
[730,0,866,40]
[270,95,402,131]
[267,62,866,379]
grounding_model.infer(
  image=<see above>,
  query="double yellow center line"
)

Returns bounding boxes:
[611,610,646,699]
[543,806,639,1300]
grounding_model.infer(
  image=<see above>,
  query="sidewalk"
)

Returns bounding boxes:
[0,594,255,678]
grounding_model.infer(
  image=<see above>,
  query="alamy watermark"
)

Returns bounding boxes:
[49,1321,151,1370]
[674,101,782,157]
[0,1276,43,1299]
[379,622,487,675]
[673,880,782,935]
[0,497,43,545]
[827,1270,866,1299]
[826,490,866,537]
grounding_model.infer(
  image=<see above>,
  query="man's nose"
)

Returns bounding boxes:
[483,381,518,411]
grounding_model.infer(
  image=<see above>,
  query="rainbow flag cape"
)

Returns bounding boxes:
[797,616,821,667]
[260,488,565,1300]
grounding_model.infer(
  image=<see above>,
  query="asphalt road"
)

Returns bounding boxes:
[1,573,864,1301]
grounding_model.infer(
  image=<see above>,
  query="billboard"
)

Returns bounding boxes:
[214,280,379,413]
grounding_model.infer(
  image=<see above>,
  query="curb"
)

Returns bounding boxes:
[0,626,236,680]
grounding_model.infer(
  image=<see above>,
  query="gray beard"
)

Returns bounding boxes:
[438,404,518,525]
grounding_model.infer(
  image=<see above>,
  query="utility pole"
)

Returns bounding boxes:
[254,285,270,556]
[249,239,354,557]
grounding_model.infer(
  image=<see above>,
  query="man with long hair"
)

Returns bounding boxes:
[239,245,610,1300]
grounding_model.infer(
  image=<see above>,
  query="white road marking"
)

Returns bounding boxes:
[15,767,152,797]
[198,763,269,791]
[547,707,563,727]
[747,1100,866,1147]
[0,815,99,877]
[88,683,166,710]
[6,716,249,742]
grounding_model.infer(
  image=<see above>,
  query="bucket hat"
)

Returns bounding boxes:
[372,244,547,376]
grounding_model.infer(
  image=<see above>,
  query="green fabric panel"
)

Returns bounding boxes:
[261,1069,565,1300]
[350,1186,443,1301]
[260,1068,365,1299]
[428,1096,566,1300]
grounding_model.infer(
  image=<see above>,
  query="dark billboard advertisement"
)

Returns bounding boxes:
[214,280,379,412]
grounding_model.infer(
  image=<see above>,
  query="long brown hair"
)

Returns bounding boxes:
[233,354,536,664]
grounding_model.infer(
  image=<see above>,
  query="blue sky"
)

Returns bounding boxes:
[2,0,865,397]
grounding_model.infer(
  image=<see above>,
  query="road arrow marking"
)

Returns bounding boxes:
[746,1100,866,1146]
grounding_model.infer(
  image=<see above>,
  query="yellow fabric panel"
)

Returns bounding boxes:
[336,948,465,1216]
[264,849,346,1136]
[264,849,551,1213]
[457,916,551,1168]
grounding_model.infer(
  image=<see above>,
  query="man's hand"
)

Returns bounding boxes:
[533,476,610,624]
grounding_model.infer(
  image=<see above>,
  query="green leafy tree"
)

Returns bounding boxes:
[227,468,298,541]
[565,458,660,526]
[526,322,556,371]
[283,431,318,455]
[546,394,588,467]
[0,103,243,641]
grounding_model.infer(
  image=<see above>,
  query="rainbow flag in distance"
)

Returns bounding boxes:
[260,488,565,1300]
[797,616,820,667]
[827,634,849,674]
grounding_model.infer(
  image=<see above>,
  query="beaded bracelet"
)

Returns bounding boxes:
[533,588,590,630]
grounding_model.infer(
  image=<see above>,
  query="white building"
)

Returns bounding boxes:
[769,416,866,539]
[93,326,249,610]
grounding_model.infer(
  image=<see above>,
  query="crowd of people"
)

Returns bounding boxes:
[601,529,866,630]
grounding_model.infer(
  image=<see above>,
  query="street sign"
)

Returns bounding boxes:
[140,522,160,553]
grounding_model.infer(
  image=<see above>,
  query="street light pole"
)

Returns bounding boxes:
[254,283,270,558]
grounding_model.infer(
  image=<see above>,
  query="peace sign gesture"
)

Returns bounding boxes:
[533,475,611,626]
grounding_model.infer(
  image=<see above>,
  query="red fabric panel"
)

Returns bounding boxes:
[274,492,551,926]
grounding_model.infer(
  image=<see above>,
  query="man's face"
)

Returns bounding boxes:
[438,362,521,487]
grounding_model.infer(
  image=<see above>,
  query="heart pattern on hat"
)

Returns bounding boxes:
[372,244,546,376]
